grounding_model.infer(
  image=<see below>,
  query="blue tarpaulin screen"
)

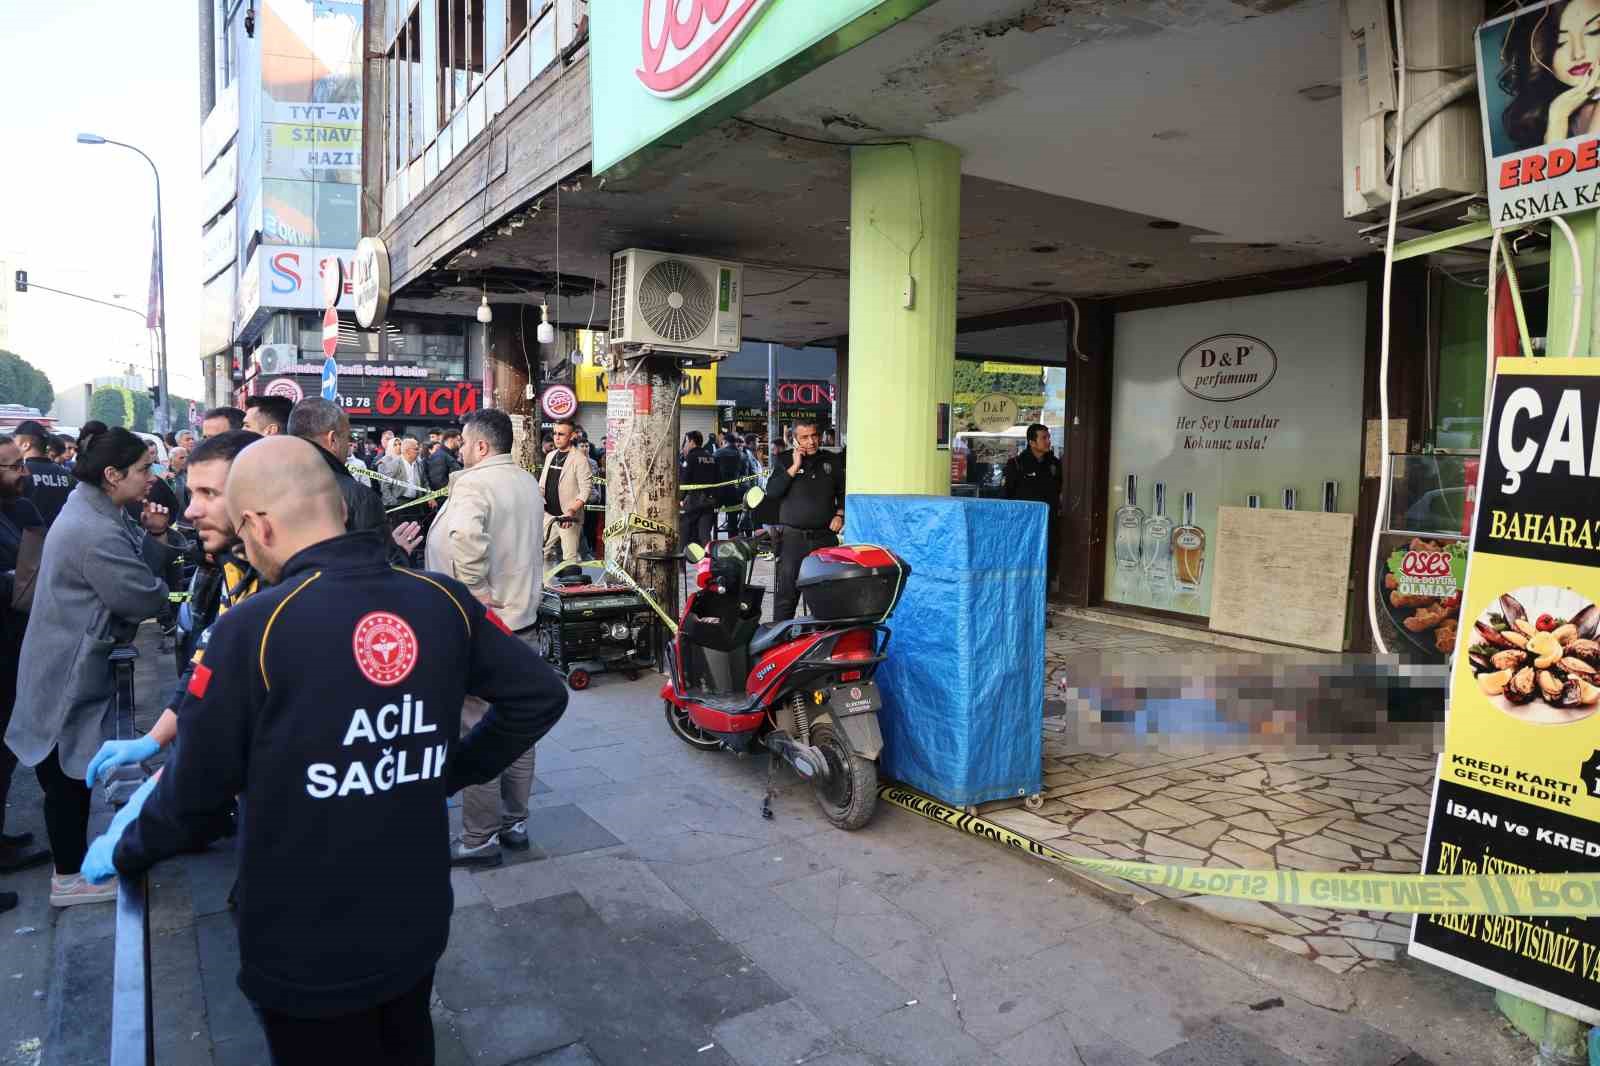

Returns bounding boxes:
[843,495,1044,807]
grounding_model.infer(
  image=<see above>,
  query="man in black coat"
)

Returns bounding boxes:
[1002,423,1062,625]
[678,431,719,551]
[763,420,845,621]
[286,398,388,536]
[426,428,463,490]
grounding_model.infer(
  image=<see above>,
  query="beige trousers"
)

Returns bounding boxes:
[543,514,582,562]
[458,639,538,847]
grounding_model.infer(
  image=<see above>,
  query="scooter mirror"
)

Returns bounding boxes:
[685,542,706,563]
[743,486,765,510]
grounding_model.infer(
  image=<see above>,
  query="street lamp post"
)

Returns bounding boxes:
[77,133,169,434]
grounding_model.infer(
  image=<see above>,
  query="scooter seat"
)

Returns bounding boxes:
[748,617,826,658]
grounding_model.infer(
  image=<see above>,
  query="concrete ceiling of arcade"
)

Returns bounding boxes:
[408,0,1360,350]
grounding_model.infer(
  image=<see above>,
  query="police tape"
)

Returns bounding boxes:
[878,784,1600,918]
[601,562,678,635]
[385,486,449,514]
[680,471,767,492]
[602,513,676,540]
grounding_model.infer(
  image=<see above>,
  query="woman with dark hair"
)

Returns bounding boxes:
[1501,0,1600,149]
[3,427,171,906]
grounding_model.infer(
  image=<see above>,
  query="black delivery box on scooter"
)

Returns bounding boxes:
[796,545,911,621]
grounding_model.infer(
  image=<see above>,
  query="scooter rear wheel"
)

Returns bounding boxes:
[664,699,723,751]
[810,724,878,830]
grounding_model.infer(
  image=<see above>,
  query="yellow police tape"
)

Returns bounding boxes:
[878,784,1600,917]
[680,471,766,492]
[602,562,679,635]
[602,513,675,541]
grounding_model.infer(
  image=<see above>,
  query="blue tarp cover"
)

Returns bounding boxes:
[844,494,1044,806]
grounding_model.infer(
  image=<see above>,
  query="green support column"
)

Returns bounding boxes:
[845,138,962,496]
[1548,211,1597,357]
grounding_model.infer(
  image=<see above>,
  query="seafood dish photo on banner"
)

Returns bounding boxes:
[1412,358,1600,1022]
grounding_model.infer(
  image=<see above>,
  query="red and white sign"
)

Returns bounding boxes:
[541,384,578,419]
[322,306,339,358]
[1400,551,1452,580]
[352,611,419,686]
[264,377,304,403]
[637,0,771,98]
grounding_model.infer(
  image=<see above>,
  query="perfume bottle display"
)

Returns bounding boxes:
[1246,494,1262,509]
[1282,487,1298,511]
[1322,480,1339,512]
[1141,481,1173,583]
[1114,474,1144,570]
[1171,491,1206,593]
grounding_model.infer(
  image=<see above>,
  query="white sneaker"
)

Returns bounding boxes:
[50,872,117,907]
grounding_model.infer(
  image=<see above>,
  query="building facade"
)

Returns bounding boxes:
[359,0,1498,654]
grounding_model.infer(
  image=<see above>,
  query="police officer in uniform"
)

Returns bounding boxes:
[82,436,567,1065]
[764,419,845,621]
[13,421,72,528]
[1002,423,1062,626]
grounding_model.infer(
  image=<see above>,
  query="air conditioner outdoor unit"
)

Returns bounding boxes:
[1341,0,1486,221]
[256,343,297,375]
[609,249,742,357]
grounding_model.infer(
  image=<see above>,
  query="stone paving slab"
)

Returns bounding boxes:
[1032,614,1439,977]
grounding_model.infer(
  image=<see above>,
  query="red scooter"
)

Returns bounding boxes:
[661,535,910,830]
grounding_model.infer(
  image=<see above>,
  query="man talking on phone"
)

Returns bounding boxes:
[762,420,845,621]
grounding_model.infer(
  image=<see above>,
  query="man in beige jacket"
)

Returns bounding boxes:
[538,420,591,562]
[417,408,545,866]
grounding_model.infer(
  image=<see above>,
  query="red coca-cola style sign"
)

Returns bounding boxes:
[1401,550,1452,579]
[637,0,771,98]
[374,381,480,418]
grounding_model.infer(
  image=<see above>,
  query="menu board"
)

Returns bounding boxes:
[1207,507,1355,651]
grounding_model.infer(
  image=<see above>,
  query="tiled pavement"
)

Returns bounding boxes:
[0,628,1528,1066]
[983,612,1439,978]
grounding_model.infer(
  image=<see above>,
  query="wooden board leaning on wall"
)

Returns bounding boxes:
[1208,507,1356,652]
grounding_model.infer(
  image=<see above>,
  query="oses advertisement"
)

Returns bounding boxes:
[1412,359,1600,1023]
[1102,284,1366,618]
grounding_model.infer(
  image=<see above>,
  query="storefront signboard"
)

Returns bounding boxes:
[1411,358,1600,1024]
[590,0,938,175]
[1477,2,1600,227]
[1102,284,1366,619]
[576,364,717,406]
[352,237,392,329]
[541,385,579,420]
[972,393,1017,433]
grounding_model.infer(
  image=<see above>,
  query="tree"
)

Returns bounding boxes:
[89,387,132,428]
[0,350,54,413]
[131,390,155,433]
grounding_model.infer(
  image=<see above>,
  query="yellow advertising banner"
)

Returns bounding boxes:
[575,364,718,406]
[1412,358,1600,1023]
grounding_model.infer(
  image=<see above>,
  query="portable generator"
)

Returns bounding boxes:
[536,561,656,690]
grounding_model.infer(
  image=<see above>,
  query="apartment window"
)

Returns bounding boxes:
[419,0,440,146]
[508,0,527,44]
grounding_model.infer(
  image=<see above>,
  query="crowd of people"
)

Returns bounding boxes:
[0,398,570,1064]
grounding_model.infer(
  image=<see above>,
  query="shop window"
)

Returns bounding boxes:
[947,356,1061,497]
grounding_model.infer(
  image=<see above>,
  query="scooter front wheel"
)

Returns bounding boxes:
[664,699,723,751]
[810,724,878,830]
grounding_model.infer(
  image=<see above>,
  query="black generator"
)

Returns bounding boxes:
[536,562,656,690]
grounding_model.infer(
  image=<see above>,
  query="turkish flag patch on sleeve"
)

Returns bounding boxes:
[188,663,213,699]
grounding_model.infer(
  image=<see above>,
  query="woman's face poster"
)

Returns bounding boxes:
[1480,0,1600,226]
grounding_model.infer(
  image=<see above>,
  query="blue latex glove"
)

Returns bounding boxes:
[81,772,160,885]
[86,736,161,787]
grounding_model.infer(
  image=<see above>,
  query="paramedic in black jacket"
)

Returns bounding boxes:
[82,436,567,1065]
[764,419,845,621]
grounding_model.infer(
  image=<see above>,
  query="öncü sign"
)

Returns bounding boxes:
[373,382,480,418]
[1177,334,1278,402]
[637,0,771,98]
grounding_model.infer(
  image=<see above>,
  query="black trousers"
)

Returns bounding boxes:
[0,610,23,838]
[680,508,715,552]
[256,968,435,1066]
[35,749,90,876]
[774,528,839,621]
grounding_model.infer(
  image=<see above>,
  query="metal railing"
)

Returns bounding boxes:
[107,644,155,1064]
[110,874,153,1066]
